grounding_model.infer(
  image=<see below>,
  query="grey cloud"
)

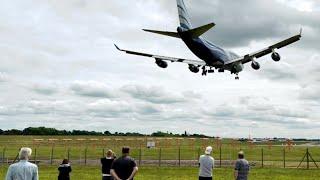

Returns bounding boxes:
[121,85,187,104]
[71,81,117,98]
[31,83,59,95]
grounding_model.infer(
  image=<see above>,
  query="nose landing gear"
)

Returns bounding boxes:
[235,74,240,80]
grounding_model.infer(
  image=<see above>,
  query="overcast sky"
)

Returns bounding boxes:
[0,0,319,138]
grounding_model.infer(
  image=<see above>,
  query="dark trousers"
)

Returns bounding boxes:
[199,177,212,180]
[102,176,113,180]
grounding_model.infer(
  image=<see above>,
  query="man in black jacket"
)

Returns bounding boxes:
[111,147,138,180]
[101,150,116,180]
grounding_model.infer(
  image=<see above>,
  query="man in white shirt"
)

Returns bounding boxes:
[6,147,39,180]
[199,146,215,180]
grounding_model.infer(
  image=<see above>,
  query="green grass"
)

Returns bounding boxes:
[1,165,320,180]
[0,136,319,168]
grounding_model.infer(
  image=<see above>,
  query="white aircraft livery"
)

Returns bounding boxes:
[115,0,302,80]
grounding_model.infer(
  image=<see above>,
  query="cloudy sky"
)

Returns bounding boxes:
[0,0,319,138]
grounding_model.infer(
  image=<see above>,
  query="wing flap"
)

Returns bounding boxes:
[114,44,206,66]
[143,29,180,38]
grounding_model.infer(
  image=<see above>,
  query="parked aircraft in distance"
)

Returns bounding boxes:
[115,0,302,80]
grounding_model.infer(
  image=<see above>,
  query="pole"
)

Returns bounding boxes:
[84,147,87,165]
[34,148,37,164]
[102,148,105,157]
[2,147,6,165]
[261,148,264,168]
[307,148,309,169]
[178,146,181,167]
[50,146,54,165]
[139,146,142,166]
[158,148,162,167]
[283,148,286,168]
[67,148,70,161]
[220,146,222,168]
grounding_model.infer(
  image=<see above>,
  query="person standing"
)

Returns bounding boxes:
[234,151,250,180]
[58,159,72,180]
[199,146,215,180]
[101,149,116,180]
[6,147,39,180]
[110,147,138,180]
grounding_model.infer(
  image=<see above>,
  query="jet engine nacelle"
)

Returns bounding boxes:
[155,59,168,68]
[272,52,281,62]
[188,64,200,73]
[251,61,260,70]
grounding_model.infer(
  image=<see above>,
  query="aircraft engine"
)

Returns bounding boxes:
[251,61,260,70]
[155,59,168,68]
[188,64,200,73]
[271,52,281,62]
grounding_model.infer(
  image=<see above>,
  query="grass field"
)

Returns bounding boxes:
[1,165,320,180]
[0,136,319,168]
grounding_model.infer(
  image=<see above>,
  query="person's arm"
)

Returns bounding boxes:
[69,166,72,173]
[234,170,238,180]
[127,167,138,180]
[5,166,12,180]
[234,161,240,180]
[110,169,121,180]
[33,166,39,180]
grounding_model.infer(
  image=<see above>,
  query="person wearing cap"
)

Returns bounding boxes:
[234,151,250,180]
[101,149,116,180]
[6,147,39,180]
[198,146,215,180]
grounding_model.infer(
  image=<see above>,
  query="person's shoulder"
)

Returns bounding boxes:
[26,162,38,168]
[199,155,206,158]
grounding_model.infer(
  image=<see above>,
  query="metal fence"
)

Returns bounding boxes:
[0,137,319,169]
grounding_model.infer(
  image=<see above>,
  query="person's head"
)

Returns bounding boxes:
[106,149,114,158]
[62,159,69,164]
[122,146,130,156]
[205,146,213,155]
[19,147,32,160]
[238,151,244,159]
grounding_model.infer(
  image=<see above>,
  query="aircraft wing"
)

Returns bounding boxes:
[114,44,206,66]
[225,30,302,65]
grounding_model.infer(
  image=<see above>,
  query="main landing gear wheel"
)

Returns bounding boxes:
[202,66,207,76]
[235,74,240,80]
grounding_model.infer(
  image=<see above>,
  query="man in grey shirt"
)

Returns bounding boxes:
[199,146,214,180]
[234,151,250,180]
[6,147,39,180]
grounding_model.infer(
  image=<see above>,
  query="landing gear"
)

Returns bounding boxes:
[202,66,208,76]
[235,74,240,80]
[218,69,225,73]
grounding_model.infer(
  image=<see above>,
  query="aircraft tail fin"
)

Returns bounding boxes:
[177,0,193,29]
[187,23,215,38]
[142,29,180,38]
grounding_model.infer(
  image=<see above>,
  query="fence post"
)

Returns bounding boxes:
[220,146,222,168]
[102,148,105,157]
[178,146,181,167]
[139,146,142,166]
[50,147,54,165]
[261,148,264,168]
[67,148,70,161]
[283,148,286,168]
[84,147,87,166]
[197,147,200,160]
[2,147,6,165]
[307,148,309,169]
[34,148,37,164]
[158,148,162,167]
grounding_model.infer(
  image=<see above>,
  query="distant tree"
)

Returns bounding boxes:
[104,131,112,136]
[0,129,3,135]
[3,129,22,135]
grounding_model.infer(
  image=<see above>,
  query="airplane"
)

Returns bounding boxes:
[115,0,302,80]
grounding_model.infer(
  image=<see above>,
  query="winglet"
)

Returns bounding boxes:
[114,44,122,51]
[299,28,303,36]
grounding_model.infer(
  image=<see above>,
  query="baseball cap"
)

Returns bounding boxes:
[205,146,213,154]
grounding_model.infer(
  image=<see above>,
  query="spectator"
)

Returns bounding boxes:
[58,159,72,180]
[110,147,138,180]
[6,147,39,180]
[199,146,215,180]
[101,149,116,180]
[234,151,250,180]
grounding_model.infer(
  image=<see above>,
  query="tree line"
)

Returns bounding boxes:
[0,127,210,138]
